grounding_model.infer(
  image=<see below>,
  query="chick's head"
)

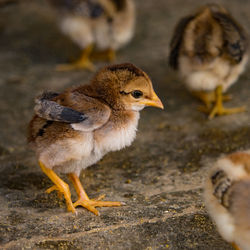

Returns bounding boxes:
[119,74,164,111]
[91,63,164,111]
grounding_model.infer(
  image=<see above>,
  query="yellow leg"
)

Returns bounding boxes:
[68,173,123,216]
[56,44,95,72]
[232,242,240,250]
[192,90,232,108]
[198,86,245,119]
[39,161,75,213]
[90,48,116,62]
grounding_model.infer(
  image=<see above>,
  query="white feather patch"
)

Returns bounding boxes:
[179,55,248,92]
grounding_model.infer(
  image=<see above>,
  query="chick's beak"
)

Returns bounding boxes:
[139,91,164,109]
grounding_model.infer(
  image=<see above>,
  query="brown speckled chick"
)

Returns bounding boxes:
[204,151,250,250]
[28,63,163,215]
[169,4,248,119]
[48,0,135,71]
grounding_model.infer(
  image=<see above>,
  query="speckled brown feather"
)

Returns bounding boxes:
[28,116,79,145]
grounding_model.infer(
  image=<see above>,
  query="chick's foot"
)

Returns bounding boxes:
[198,86,245,119]
[192,90,232,108]
[198,103,246,119]
[56,57,95,72]
[73,197,122,216]
[90,48,116,62]
[56,44,95,72]
[68,173,123,216]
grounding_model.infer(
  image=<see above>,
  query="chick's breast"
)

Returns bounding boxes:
[94,110,139,153]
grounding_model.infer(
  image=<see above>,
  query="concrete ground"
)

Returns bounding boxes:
[0,0,250,249]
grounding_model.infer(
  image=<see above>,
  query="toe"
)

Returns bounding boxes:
[73,200,100,216]
[91,200,122,207]
[56,64,74,72]
[46,185,59,194]
[85,204,100,216]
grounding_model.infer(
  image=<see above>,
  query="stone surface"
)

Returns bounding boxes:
[0,0,250,249]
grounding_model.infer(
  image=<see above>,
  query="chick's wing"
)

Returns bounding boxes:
[169,15,194,69]
[212,11,248,63]
[34,91,111,132]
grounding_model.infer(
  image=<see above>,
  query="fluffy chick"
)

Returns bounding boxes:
[48,0,135,71]
[28,63,163,215]
[169,4,248,119]
[204,151,250,250]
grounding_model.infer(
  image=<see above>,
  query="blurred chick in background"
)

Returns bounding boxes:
[48,0,135,71]
[169,4,248,119]
[204,151,250,250]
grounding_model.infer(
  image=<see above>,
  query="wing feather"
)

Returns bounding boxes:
[169,15,194,70]
[34,91,111,132]
[212,11,248,63]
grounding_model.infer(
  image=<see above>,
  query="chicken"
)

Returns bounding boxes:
[169,4,248,119]
[48,0,135,71]
[204,151,250,250]
[28,63,163,215]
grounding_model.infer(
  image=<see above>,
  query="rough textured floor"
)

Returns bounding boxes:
[0,0,250,249]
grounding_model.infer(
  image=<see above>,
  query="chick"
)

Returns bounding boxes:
[48,0,135,71]
[204,151,250,250]
[169,4,248,119]
[28,63,163,215]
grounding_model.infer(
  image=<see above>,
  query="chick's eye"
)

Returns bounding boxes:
[131,90,143,99]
